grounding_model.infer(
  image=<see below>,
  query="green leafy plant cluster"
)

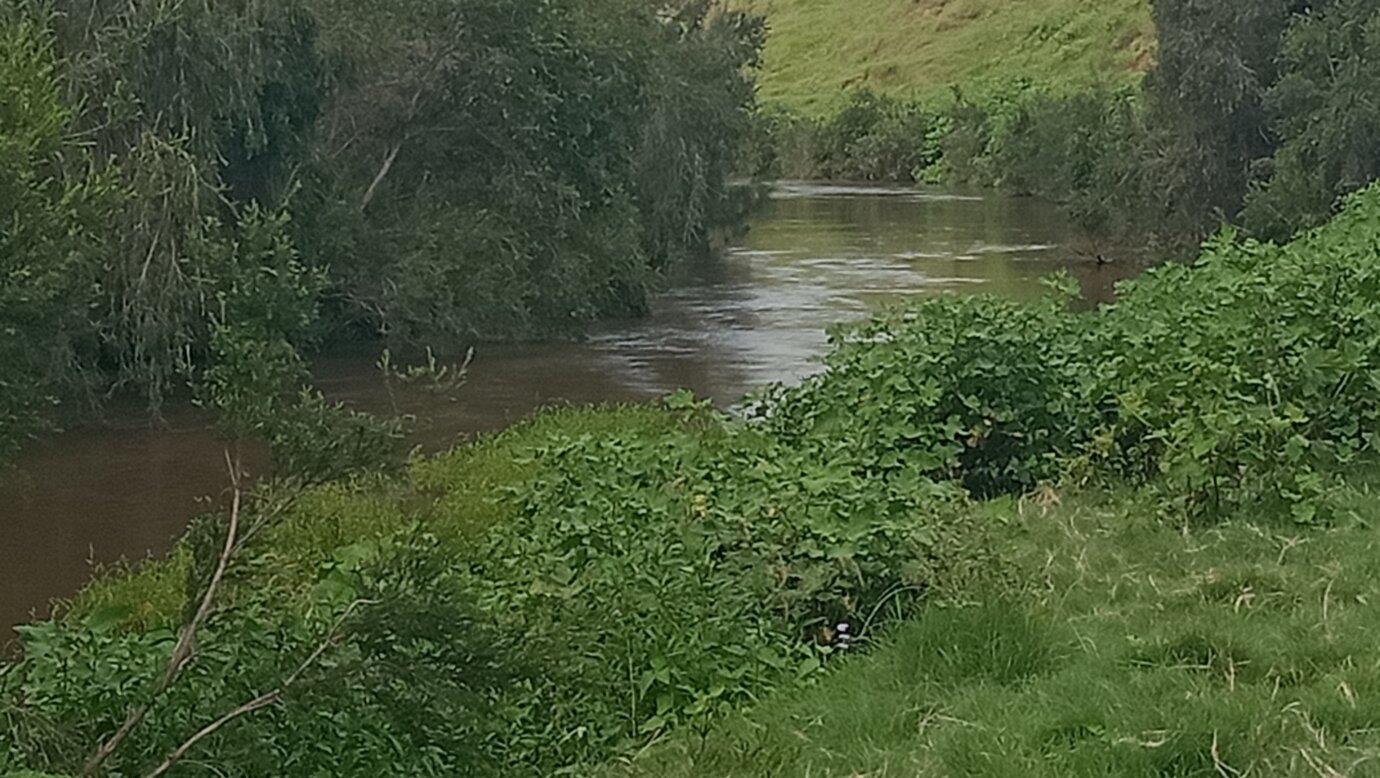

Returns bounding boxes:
[0,14,105,458]
[761,275,1092,498]
[3,517,517,778]
[764,182,1380,520]
[457,415,991,769]
[1088,190,1380,518]
[1,402,996,776]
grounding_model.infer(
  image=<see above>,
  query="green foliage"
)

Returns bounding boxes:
[1089,188,1380,518]
[5,511,518,777]
[606,486,1380,778]
[462,415,991,768]
[753,83,1147,238]
[1,402,996,776]
[1243,0,1380,240]
[0,14,102,457]
[758,183,1380,520]
[978,87,1147,237]
[300,0,763,342]
[0,0,763,457]
[762,279,1091,497]
[809,91,941,182]
[1141,0,1292,243]
[196,206,404,482]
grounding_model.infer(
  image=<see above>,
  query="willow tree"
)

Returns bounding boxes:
[0,13,102,457]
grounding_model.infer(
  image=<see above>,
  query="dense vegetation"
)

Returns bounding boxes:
[7,170,1380,775]
[754,0,1380,251]
[10,1,1380,776]
[0,0,763,456]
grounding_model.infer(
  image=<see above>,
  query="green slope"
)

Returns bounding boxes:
[736,0,1156,114]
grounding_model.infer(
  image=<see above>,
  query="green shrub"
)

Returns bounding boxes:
[761,182,1380,520]
[5,525,517,777]
[1090,185,1380,518]
[459,410,992,769]
[0,14,103,457]
[762,276,1093,498]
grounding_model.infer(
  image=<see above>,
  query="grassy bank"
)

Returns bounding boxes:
[734,0,1153,115]
[608,481,1380,776]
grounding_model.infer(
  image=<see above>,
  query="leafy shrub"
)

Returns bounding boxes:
[812,90,941,182]
[1089,185,1380,518]
[0,14,103,457]
[759,182,1380,520]
[1242,0,1380,241]
[457,412,992,769]
[4,520,517,777]
[762,276,1093,498]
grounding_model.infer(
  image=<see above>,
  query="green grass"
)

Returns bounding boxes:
[605,485,1380,777]
[734,0,1155,114]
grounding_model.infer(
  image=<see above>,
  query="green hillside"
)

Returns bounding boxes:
[736,0,1156,114]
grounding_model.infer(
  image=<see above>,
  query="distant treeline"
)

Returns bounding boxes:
[752,0,1380,251]
[0,0,763,457]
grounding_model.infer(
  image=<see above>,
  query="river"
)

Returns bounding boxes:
[0,182,1138,641]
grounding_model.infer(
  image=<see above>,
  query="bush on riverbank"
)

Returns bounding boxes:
[765,182,1380,521]
[606,481,1380,777]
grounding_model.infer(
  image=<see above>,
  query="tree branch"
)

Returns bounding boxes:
[83,451,246,776]
[359,143,402,212]
[140,599,373,778]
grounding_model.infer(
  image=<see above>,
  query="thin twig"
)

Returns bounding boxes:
[140,599,374,778]
[83,452,245,776]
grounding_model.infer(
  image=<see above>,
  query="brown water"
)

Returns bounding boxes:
[0,182,1137,641]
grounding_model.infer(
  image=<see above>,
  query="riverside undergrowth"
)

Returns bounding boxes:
[606,483,1380,778]
[0,406,997,777]
[8,185,1380,776]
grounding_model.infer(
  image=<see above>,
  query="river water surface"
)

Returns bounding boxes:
[0,182,1137,640]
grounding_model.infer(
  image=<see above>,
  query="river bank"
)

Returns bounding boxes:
[0,182,1138,641]
[5,182,1380,777]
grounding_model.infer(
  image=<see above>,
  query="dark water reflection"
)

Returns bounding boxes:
[0,182,1138,640]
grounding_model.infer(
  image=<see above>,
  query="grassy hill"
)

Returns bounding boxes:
[735,0,1156,114]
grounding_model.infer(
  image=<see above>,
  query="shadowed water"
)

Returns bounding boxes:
[0,182,1137,641]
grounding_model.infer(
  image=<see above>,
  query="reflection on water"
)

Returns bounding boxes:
[0,182,1138,640]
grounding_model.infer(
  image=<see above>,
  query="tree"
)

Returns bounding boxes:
[1142,0,1298,244]
[0,13,101,457]
[1244,0,1380,240]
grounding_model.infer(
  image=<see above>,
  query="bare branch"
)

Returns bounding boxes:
[83,451,247,776]
[359,143,402,212]
[140,599,374,778]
